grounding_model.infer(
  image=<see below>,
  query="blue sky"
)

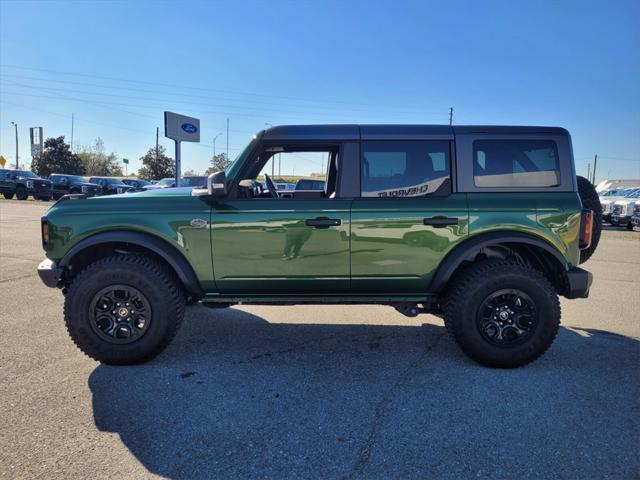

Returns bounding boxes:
[1,0,638,180]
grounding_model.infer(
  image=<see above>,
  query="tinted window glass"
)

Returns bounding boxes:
[473,140,560,188]
[361,141,451,198]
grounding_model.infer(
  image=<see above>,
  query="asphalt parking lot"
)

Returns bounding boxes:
[1,200,639,480]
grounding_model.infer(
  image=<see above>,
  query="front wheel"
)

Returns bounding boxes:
[15,186,27,200]
[3,192,14,200]
[64,254,186,364]
[443,259,560,368]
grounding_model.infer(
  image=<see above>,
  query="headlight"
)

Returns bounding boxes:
[26,180,34,188]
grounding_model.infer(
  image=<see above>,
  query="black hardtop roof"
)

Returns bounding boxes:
[262,124,569,140]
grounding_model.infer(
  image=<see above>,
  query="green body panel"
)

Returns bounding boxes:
[350,194,469,292]
[44,190,216,290]
[43,186,583,298]
[467,192,582,267]
[210,198,351,293]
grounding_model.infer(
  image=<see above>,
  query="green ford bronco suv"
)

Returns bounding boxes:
[37,125,601,368]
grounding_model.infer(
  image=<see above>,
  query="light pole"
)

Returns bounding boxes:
[10,122,18,169]
[213,132,222,157]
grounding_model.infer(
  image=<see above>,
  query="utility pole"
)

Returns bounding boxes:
[592,154,598,185]
[70,113,74,151]
[213,132,221,158]
[448,107,453,126]
[10,122,18,169]
[226,118,229,160]
[156,127,159,161]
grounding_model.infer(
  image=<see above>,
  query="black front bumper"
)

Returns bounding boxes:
[37,258,63,288]
[565,267,593,299]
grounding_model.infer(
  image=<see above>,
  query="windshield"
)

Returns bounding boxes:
[63,175,87,183]
[225,135,260,183]
[106,178,127,186]
[16,170,38,178]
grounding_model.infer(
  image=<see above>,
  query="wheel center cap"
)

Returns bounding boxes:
[118,307,129,318]
[499,311,509,321]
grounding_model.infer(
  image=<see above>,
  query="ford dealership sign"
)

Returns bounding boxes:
[165,112,200,142]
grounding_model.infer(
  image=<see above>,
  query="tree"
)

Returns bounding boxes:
[137,145,175,180]
[182,169,200,176]
[76,138,123,177]
[31,136,85,177]
[205,153,231,175]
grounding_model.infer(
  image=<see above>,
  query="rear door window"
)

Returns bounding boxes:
[473,139,560,188]
[361,141,451,198]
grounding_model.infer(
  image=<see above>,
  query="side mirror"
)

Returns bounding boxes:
[208,171,227,197]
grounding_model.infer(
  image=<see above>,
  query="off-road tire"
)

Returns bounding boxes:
[64,254,186,365]
[38,196,51,202]
[3,192,14,200]
[577,175,602,264]
[15,186,27,200]
[443,259,560,368]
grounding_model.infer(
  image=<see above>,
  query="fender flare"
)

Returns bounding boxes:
[428,231,568,294]
[59,230,204,297]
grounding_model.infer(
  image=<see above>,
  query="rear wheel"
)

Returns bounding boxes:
[64,254,186,364]
[3,192,14,200]
[577,175,602,263]
[15,186,27,200]
[443,259,560,368]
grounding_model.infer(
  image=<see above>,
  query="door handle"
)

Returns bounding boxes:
[306,217,341,229]
[423,217,458,228]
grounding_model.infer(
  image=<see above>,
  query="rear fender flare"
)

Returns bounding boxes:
[428,232,568,294]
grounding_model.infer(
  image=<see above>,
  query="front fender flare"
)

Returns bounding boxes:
[59,230,204,297]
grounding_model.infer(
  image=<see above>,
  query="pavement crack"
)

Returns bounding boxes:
[343,331,445,480]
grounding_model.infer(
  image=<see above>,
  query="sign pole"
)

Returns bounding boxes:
[164,111,199,189]
[174,140,181,187]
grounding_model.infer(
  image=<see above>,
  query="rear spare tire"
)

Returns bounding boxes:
[577,175,602,264]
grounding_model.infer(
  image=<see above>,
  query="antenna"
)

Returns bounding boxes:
[448,107,454,126]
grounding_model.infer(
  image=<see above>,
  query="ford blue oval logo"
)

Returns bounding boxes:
[181,123,198,134]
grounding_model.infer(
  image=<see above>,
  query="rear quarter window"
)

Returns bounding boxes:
[361,141,451,198]
[473,139,560,188]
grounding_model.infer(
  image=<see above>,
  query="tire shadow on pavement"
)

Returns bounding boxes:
[88,306,640,480]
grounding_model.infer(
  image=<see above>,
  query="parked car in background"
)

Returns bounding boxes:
[89,177,135,195]
[275,182,295,191]
[295,178,326,190]
[631,204,640,230]
[610,190,640,230]
[600,187,640,222]
[0,168,52,201]
[50,174,101,200]
[122,178,151,191]
[181,176,207,188]
[143,177,207,190]
[142,178,175,190]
